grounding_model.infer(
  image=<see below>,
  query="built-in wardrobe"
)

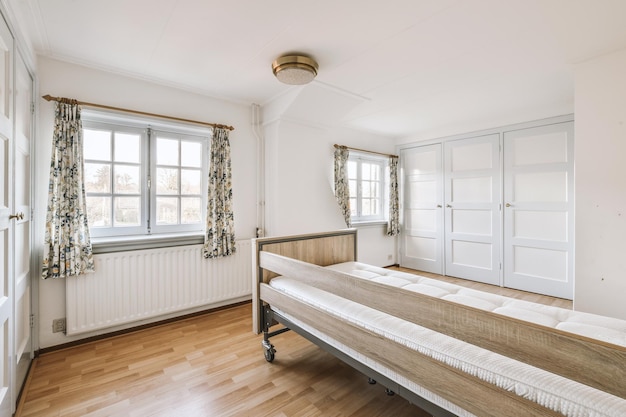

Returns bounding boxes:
[399,117,574,299]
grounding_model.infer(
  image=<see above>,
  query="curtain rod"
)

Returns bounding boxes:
[42,94,235,131]
[334,144,398,158]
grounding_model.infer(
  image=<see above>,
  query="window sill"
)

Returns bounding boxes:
[351,220,388,228]
[92,233,204,254]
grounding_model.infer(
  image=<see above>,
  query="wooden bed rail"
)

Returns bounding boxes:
[260,283,562,417]
[251,229,357,333]
[260,251,626,400]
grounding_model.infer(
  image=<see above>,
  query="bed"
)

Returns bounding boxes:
[252,229,626,417]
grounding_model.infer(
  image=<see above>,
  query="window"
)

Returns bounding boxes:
[82,111,209,238]
[347,153,387,223]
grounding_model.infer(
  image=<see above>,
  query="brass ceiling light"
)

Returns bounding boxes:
[272,54,319,85]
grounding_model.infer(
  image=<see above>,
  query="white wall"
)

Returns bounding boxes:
[35,57,257,348]
[263,117,397,267]
[574,47,626,320]
[264,119,345,236]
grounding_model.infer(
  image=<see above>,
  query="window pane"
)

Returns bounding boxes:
[114,165,140,194]
[371,164,381,181]
[86,196,111,227]
[157,138,179,165]
[362,163,371,180]
[362,181,371,198]
[157,168,179,194]
[362,199,371,216]
[156,197,179,225]
[181,197,202,224]
[114,132,141,163]
[113,197,140,226]
[83,129,111,161]
[371,198,380,215]
[347,161,357,179]
[181,169,201,195]
[181,141,202,168]
[85,163,111,193]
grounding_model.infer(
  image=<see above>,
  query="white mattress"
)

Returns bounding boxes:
[268,262,626,417]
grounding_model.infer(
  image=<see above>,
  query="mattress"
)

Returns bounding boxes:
[268,262,626,417]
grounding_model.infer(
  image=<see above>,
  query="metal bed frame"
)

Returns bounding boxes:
[260,305,456,417]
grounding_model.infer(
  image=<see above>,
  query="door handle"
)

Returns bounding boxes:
[505,203,512,208]
[437,204,442,208]
[9,212,24,221]
[446,204,452,208]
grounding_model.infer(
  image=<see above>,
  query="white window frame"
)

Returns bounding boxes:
[149,130,207,235]
[82,109,210,240]
[348,152,388,224]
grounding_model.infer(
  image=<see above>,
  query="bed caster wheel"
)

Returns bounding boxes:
[264,348,275,362]
[385,388,395,396]
[368,378,377,385]
[262,340,276,363]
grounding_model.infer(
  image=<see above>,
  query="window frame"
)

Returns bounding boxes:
[347,152,388,224]
[81,109,210,240]
[82,121,149,238]
[149,129,208,235]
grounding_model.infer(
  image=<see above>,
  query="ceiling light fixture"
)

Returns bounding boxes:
[272,54,319,85]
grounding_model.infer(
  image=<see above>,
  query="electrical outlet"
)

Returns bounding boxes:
[52,318,66,334]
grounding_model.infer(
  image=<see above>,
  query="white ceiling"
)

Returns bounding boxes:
[9,0,626,138]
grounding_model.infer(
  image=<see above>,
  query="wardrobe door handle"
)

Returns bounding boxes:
[446,204,452,208]
[505,203,512,208]
[437,204,442,208]
[9,212,24,221]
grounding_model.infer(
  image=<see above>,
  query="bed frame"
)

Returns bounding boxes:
[252,229,626,417]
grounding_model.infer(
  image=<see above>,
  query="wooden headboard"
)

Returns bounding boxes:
[251,229,357,333]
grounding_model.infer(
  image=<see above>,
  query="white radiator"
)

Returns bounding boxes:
[65,240,252,335]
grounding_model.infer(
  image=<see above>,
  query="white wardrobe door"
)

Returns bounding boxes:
[0,14,12,417]
[400,144,443,274]
[444,134,501,285]
[503,122,574,299]
[13,51,33,408]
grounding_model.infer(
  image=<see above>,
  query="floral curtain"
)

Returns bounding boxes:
[203,127,236,258]
[42,101,95,279]
[334,146,351,228]
[387,156,400,236]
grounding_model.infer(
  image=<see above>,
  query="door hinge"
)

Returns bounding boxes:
[29,314,35,328]
[30,102,35,114]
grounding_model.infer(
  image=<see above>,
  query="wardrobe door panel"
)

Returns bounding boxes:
[444,135,501,285]
[400,144,443,274]
[503,122,574,299]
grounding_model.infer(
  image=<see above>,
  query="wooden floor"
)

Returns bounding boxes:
[17,269,572,417]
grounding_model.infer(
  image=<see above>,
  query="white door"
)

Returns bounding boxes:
[400,144,443,274]
[13,51,33,403]
[0,14,13,417]
[444,135,501,285]
[503,122,574,299]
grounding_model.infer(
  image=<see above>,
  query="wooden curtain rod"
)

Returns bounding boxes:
[334,144,398,159]
[42,95,235,131]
